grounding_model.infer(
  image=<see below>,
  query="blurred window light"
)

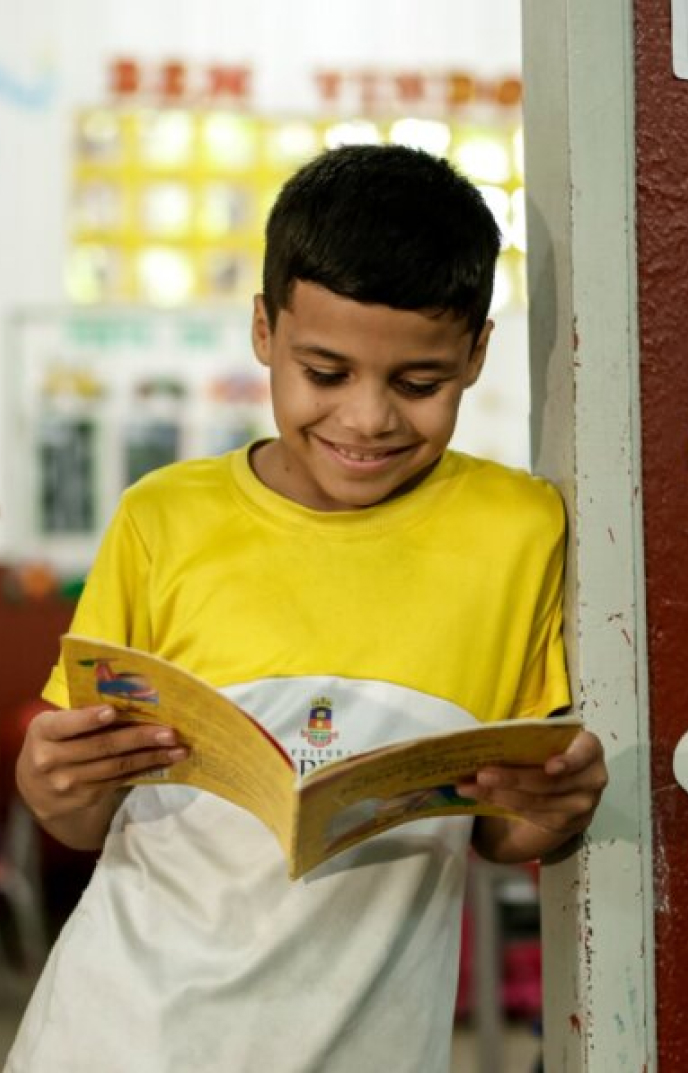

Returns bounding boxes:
[514,254,528,306]
[477,184,511,246]
[453,131,511,184]
[203,113,258,168]
[490,260,514,314]
[258,184,284,228]
[65,245,121,303]
[513,127,525,181]
[139,110,194,167]
[73,181,123,232]
[199,183,250,236]
[76,110,122,163]
[389,118,451,156]
[137,248,195,305]
[324,121,382,148]
[266,121,319,165]
[141,182,192,236]
[204,250,256,300]
[511,187,527,253]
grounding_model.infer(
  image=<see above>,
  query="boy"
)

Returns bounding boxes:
[9,145,606,1072]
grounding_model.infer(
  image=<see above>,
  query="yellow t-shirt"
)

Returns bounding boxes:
[45,445,569,726]
[12,446,570,1073]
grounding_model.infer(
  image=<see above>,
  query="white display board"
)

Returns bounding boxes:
[1,306,273,573]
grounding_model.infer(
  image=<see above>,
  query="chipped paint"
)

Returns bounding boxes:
[524,1,655,1067]
[573,316,580,352]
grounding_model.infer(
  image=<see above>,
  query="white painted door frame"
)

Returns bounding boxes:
[522,2,656,1068]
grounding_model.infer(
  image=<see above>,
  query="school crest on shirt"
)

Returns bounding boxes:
[301,696,339,749]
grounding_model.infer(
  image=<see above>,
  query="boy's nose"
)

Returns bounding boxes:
[338,387,399,438]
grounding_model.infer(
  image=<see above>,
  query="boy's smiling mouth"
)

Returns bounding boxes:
[314,435,411,469]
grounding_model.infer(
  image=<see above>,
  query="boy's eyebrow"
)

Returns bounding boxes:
[292,344,460,372]
[292,344,351,362]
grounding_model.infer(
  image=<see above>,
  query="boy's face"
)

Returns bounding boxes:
[251,281,491,511]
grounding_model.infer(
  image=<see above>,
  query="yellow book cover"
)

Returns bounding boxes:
[63,635,582,879]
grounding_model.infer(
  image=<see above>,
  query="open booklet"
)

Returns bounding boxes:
[62,635,582,880]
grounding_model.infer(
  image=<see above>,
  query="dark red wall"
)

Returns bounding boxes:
[0,582,72,714]
[0,568,74,819]
[635,1,688,1065]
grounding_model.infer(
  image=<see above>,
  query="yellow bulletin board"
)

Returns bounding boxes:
[67,110,525,311]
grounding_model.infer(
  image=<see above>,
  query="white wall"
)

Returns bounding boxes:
[0,0,524,559]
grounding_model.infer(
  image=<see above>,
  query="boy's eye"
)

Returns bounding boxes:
[395,379,442,398]
[304,367,347,387]
[302,366,443,397]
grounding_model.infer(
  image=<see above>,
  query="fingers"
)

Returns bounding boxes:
[461,761,607,798]
[544,730,606,777]
[461,781,599,818]
[31,718,184,768]
[459,731,607,795]
[457,729,608,836]
[458,777,600,837]
[32,704,122,742]
[43,746,188,808]
[22,706,189,807]
[27,706,185,762]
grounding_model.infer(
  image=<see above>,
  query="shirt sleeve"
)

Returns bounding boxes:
[42,495,152,708]
[510,488,571,720]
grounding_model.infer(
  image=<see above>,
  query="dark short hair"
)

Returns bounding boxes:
[262,143,501,336]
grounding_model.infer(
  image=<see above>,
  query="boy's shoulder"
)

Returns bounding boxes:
[447,449,563,508]
[125,453,230,498]
[439,450,566,539]
[118,453,237,530]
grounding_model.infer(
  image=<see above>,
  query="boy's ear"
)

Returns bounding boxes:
[252,295,272,366]
[464,319,494,386]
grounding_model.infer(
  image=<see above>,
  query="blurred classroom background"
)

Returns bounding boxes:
[0,3,542,1069]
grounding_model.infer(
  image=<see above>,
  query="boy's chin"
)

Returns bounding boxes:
[340,463,442,509]
[308,475,401,511]
[383,459,443,501]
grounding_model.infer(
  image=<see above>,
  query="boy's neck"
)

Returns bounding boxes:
[248,439,444,513]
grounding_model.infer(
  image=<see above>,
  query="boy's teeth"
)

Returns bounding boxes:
[336,446,385,461]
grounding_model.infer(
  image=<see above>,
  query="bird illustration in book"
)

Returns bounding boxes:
[78,658,159,709]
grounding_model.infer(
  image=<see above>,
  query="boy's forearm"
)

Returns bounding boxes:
[471,815,580,865]
[27,794,124,851]
[17,757,126,851]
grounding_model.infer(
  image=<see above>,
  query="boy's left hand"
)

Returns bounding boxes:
[458,729,608,842]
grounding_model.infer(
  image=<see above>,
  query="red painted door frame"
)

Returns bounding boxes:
[635,2,688,1066]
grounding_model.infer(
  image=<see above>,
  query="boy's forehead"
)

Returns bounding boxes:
[278,281,472,350]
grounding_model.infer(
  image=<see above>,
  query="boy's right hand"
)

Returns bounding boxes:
[16,705,188,849]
